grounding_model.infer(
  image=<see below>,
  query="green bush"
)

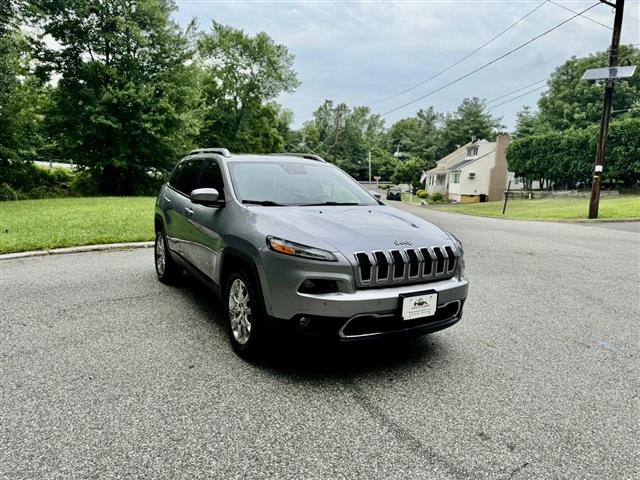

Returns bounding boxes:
[0,163,104,199]
[0,159,40,192]
[507,117,640,187]
[27,185,75,199]
[0,183,19,201]
[416,189,429,199]
[70,171,100,196]
[430,192,444,203]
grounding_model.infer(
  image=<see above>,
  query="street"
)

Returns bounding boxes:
[1,204,639,479]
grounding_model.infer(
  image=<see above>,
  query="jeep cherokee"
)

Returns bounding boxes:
[154,148,468,358]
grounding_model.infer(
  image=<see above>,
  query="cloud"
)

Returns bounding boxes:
[173,0,640,129]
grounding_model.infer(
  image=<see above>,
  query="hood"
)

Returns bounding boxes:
[249,205,453,255]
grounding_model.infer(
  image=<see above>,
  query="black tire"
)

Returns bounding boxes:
[154,228,180,284]
[224,269,265,360]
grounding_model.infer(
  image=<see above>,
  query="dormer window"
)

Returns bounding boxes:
[467,146,478,157]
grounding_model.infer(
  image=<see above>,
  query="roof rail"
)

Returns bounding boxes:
[189,147,231,158]
[270,152,327,163]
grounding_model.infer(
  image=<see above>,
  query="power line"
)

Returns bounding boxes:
[369,0,548,106]
[488,85,547,110]
[487,78,547,103]
[548,0,613,30]
[381,1,601,116]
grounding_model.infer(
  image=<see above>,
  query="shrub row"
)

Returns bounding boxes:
[413,190,445,203]
[507,117,640,187]
[0,162,101,201]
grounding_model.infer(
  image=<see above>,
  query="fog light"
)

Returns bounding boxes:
[299,316,311,328]
[298,279,339,294]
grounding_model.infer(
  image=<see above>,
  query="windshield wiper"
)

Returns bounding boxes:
[242,200,284,206]
[301,202,361,206]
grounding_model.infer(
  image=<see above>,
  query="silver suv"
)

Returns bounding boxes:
[154,148,468,358]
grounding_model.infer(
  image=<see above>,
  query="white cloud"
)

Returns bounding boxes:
[173,0,640,129]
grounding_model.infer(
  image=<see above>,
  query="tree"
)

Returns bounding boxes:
[0,4,47,191]
[299,101,389,179]
[507,118,640,188]
[537,45,640,131]
[386,107,442,167]
[391,158,427,193]
[28,0,202,195]
[0,0,18,36]
[369,146,398,181]
[439,97,504,154]
[196,21,300,152]
[513,105,543,140]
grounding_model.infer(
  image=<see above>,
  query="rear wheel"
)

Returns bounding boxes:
[225,269,265,360]
[154,229,180,284]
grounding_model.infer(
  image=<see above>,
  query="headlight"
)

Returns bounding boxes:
[449,234,466,279]
[266,236,338,262]
[457,254,466,279]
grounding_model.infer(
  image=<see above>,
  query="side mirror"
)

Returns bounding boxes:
[369,190,381,200]
[190,188,221,206]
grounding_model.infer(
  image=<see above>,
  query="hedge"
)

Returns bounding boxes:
[507,117,640,187]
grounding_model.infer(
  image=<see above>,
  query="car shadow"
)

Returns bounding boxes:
[173,271,451,380]
[253,336,449,381]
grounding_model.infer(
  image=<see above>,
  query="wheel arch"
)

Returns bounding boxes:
[220,247,270,315]
[154,214,164,233]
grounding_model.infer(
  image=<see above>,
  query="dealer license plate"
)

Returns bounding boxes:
[401,292,438,320]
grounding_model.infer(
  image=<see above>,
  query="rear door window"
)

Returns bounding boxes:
[173,160,202,196]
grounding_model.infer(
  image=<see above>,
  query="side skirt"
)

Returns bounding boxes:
[169,248,222,299]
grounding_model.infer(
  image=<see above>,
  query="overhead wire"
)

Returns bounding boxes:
[487,79,547,103]
[368,0,548,106]
[488,85,548,110]
[548,0,613,30]
[380,1,602,116]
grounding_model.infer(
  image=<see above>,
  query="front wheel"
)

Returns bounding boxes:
[225,270,265,359]
[154,229,180,284]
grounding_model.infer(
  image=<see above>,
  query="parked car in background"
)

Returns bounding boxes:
[154,149,468,359]
[386,187,402,201]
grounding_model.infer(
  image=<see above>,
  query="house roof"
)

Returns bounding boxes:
[449,159,475,171]
[427,148,497,174]
[427,164,448,174]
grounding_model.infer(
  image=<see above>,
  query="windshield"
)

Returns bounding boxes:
[228,161,379,206]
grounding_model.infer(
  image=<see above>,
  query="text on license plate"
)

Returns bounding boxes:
[401,292,438,320]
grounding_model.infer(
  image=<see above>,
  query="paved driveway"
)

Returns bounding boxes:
[1,205,638,479]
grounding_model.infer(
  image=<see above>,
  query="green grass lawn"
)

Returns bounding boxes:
[425,195,640,221]
[0,197,156,254]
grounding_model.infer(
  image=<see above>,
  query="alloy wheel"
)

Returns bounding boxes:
[229,278,252,345]
[155,233,166,277]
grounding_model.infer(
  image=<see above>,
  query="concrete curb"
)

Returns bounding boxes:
[0,241,154,261]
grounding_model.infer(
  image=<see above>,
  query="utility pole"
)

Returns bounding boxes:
[589,0,625,219]
[333,105,345,164]
[368,150,372,184]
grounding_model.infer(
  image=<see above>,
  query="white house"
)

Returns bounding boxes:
[425,133,526,203]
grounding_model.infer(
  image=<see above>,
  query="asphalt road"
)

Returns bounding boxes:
[2,204,639,479]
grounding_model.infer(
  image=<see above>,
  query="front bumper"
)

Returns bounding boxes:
[268,298,465,341]
[258,249,468,340]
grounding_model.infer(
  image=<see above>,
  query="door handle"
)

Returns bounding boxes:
[185,207,194,217]
[163,196,171,203]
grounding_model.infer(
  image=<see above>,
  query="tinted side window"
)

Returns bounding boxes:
[168,161,185,187]
[197,160,225,201]
[173,160,202,195]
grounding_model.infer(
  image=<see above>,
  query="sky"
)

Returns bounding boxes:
[171,0,640,131]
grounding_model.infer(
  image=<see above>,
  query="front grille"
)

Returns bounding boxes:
[353,245,458,288]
